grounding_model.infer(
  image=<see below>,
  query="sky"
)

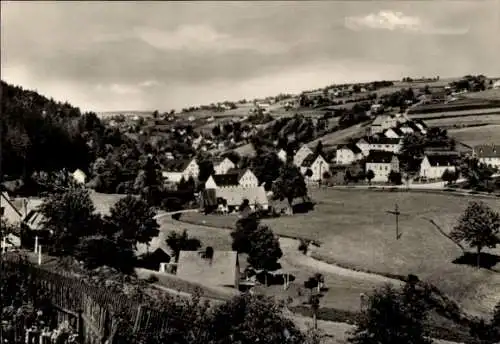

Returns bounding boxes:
[2,1,500,112]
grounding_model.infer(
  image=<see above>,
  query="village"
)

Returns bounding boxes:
[2,2,500,344]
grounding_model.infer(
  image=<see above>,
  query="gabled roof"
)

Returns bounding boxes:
[176,250,239,287]
[1,192,24,224]
[212,173,240,187]
[371,115,392,126]
[23,210,46,230]
[474,145,500,158]
[387,127,404,137]
[361,136,401,145]
[366,150,397,164]
[213,156,235,166]
[301,153,318,168]
[425,154,458,167]
[163,158,195,172]
[216,186,268,207]
[227,168,251,181]
[337,143,362,154]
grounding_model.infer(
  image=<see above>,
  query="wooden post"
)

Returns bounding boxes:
[38,245,42,265]
[34,236,38,253]
[133,305,144,333]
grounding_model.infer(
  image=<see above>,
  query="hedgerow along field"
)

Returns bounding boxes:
[179,188,500,317]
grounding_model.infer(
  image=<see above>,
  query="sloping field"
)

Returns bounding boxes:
[448,124,500,146]
[307,122,369,147]
[89,191,127,215]
[463,88,500,101]
[425,114,500,128]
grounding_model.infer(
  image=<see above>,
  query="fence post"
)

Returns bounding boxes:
[77,309,83,341]
[133,305,144,333]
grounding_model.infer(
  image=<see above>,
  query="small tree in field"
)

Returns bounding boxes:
[366,170,375,185]
[388,171,402,185]
[450,201,500,268]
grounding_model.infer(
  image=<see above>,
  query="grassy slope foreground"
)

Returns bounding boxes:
[180,189,500,318]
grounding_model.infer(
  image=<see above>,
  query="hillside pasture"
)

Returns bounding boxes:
[180,189,500,316]
[424,114,500,129]
[307,122,369,147]
[463,88,500,101]
[448,124,500,146]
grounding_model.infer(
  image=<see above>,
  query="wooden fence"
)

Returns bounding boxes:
[0,258,175,344]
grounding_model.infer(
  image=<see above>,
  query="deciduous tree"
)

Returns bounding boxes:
[450,201,500,268]
[166,229,202,261]
[272,163,308,207]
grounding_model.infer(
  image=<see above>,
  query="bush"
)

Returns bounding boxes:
[146,274,159,283]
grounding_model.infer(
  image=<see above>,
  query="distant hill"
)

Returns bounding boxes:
[96,111,154,119]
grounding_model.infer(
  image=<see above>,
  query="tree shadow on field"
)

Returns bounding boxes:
[452,252,500,271]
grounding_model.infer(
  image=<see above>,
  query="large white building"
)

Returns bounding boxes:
[162,158,199,183]
[419,154,458,180]
[293,145,314,167]
[365,151,400,182]
[335,143,363,165]
[300,153,330,182]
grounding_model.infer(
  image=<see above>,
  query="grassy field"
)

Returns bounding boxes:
[307,122,370,147]
[424,114,500,128]
[180,189,500,317]
[448,124,500,146]
[89,191,127,215]
[463,88,500,101]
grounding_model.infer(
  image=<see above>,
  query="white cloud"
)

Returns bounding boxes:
[345,10,469,35]
[133,24,287,54]
[96,83,140,95]
[138,80,161,88]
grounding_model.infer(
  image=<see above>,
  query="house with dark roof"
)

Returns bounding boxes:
[213,157,237,175]
[473,144,500,169]
[161,157,199,183]
[205,168,259,189]
[365,151,400,182]
[300,153,330,182]
[335,143,363,165]
[176,250,240,289]
[419,153,458,180]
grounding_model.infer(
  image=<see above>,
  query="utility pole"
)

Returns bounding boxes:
[387,203,402,240]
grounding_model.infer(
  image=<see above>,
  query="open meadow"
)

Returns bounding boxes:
[448,124,500,146]
[463,88,500,101]
[424,113,500,129]
[179,188,500,317]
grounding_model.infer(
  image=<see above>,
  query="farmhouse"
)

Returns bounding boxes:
[205,169,259,189]
[213,157,237,175]
[356,137,402,156]
[162,158,199,183]
[419,153,458,180]
[300,153,330,182]
[176,250,240,289]
[365,151,400,182]
[200,186,268,212]
[71,169,87,184]
[472,144,500,169]
[293,145,314,167]
[370,115,398,135]
[335,143,363,165]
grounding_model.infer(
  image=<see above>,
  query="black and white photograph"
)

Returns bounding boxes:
[1,1,500,343]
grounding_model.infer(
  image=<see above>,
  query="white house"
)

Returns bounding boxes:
[472,144,500,169]
[419,154,458,180]
[370,115,398,135]
[300,153,330,182]
[335,144,363,165]
[356,137,402,156]
[492,80,500,89]
[365,151,400,182]
[205,169,259,189]
[162,158,199,183]
[72,169,87,184]
[213,157,237,175]
[277,149,288,163]
[293,145,314,167]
